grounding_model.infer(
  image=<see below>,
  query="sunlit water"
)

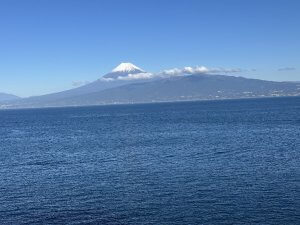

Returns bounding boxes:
[0,97,299,224]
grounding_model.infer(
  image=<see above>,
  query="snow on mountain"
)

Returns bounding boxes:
[112,62,144,73]
[103,62,147,79]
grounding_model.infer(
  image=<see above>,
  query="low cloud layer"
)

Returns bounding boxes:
[160,66,242,76]
[117,72,154,80]
[278,67,296,71]
[72,81,90,87]
[101,65,244,81]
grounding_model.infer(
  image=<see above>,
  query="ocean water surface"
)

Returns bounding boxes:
[0,97,299,224]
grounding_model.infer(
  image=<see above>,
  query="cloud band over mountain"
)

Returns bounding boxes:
[278,67,296,72]
[101,65,243,81]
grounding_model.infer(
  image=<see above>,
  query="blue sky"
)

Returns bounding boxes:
[0,0,299,97]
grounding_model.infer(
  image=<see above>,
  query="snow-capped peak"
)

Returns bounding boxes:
[112,62,144,73]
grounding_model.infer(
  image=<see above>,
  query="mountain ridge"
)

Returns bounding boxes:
[2,72,299,109]
[1,63,300,109]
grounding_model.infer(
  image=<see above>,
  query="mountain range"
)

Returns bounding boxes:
[1,63,300,109]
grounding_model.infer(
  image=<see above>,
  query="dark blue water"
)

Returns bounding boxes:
[0,97,299,225]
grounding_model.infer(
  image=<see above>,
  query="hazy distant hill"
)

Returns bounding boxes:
[0,93,20,102]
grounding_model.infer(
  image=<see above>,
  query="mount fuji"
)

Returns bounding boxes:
[1,62,300,109]
[0,63,151,107]
[103,62,145,79]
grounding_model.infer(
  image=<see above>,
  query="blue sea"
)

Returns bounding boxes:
[0,97,299,225]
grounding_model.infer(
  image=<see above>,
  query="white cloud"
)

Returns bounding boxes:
[161,66,210,76]
[99,77,115,82]
[99,72,154,81]
[117,72,154,80]
[160,66,242,76]
[161,68,182,76]
[100,65,244,81]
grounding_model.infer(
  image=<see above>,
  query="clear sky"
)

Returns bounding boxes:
[0,0,299,97]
